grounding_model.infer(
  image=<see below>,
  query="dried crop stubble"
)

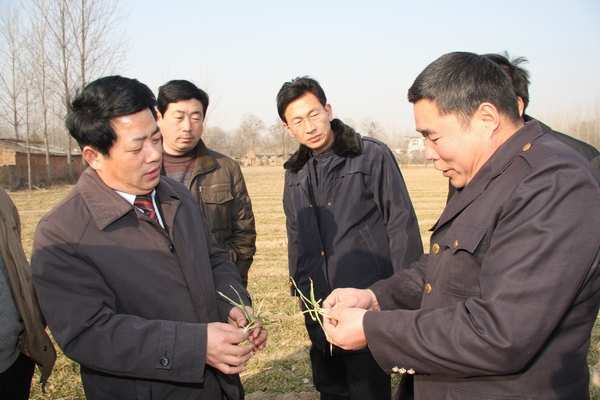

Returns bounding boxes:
[13,165,599,398]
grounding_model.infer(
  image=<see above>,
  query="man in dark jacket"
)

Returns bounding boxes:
[277,76,423,399]
[323,52,600,400]
[0,187,55,399]
[31,76,267,399]
[157,80,256,287]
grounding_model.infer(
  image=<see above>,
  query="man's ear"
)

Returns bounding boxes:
[156,109,163,123]
[83,146,103,170]
[477,102,500,135]
[325,103,333,122]
[283,123,295,138]
[517,97,525,117]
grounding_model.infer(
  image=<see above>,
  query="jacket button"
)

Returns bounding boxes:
[321,251,325,256]
[169,244,174,253]
[432,243,440,254]
[407,368,415,375]
[391,366,399,373]
[425,284,432,294]
[309,204,313,208]
[399,367,407,374]
[522,143,532,151]
[160,357,169,366]
[453,240,458,249]
[327,202,332,206]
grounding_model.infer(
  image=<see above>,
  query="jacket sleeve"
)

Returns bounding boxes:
[224,164,256,276]
[283,171,299,296]
[364,158,600,377]
[369,254,428,311]
[371,144,424,271]
[31,219,210,384]
[0,189,56,385]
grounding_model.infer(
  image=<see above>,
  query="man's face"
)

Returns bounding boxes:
[283,92,334,154]
[157,98,204,155]
[91,108,162,195]
[414,99,490,189]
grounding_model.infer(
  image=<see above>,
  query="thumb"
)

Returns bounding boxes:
[322,307,341,324]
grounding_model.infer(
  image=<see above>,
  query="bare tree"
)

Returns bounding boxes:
[360,116,384,139]
[236,114,266,154]
[28,0,54,183]
[72,0,129,85]
[45,0,129,180]
[0,6,25,141]
[203,126,232,154]
[268,119,296,156]
[44,0,76,178]
[197,66,226,128]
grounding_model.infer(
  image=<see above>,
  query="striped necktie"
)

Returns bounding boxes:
[134,195,158,223]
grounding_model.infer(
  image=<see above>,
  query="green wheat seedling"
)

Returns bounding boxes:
[290,277,333,354]
[217,286,275,332]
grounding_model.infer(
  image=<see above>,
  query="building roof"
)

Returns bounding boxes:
[0,139,81,156]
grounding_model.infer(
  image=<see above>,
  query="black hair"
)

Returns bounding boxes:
[156,80,209,117]
[276,76,327,123]
[482,52,531,112]
[407,52,521,125]
[66,75,157,156]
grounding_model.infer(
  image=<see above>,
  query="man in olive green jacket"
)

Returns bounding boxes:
[157,80,256,287]
[0,187,55,398]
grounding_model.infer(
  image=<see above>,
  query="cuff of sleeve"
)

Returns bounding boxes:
[155,321,207,383]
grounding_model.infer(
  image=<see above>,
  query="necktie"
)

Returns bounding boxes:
[134,195,159,224]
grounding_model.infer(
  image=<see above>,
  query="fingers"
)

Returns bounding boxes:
[206,322,254,374]
[248,326,268,351]
[321,308,339,327]
[227,307,248,329]
[320,308,368,351]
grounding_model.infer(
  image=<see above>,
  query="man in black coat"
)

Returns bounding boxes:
[278,76,423,400]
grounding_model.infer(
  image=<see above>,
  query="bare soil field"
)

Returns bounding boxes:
[9,164,599,399]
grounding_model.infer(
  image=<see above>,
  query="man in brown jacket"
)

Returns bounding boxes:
[157,80,256,287]
[31,75,266,399]
[0,187,55,399]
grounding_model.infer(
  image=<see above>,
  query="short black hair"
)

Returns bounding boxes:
[482,52,531,112]
[157,80,209,117]
[276,76,327,123]
[66,76,156,156]
[408,52,521,125]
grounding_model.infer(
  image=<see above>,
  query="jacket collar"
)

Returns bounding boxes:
[77,168,182,231]
[284,119,361,170]
[193,139,217,174]
[434,120,544,230]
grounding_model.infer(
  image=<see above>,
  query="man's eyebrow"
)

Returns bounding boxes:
[131,126,160,142]
[292,108,321,120]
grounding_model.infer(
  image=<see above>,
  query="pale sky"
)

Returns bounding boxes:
[39,1,600,134]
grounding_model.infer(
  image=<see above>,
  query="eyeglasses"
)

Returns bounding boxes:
[287,109,327,133]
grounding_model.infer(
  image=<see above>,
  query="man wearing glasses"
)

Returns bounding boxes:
[277,76,423,399]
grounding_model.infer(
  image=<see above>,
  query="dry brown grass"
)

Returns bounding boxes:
[13,165,599,399]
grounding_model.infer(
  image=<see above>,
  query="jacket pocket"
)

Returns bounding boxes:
[199,184,233,233]
[359,226,388,278]
[436,222,487,298]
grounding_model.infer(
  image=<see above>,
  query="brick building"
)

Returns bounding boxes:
[0,139,83,189]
